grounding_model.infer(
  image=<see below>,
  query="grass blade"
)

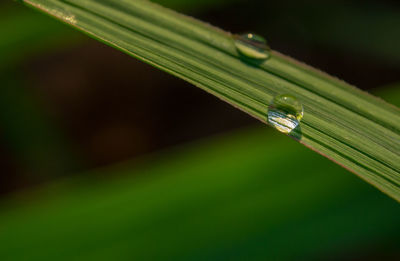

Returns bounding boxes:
[19,0,400,200]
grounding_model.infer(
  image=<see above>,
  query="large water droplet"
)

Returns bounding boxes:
[234,33,270,60]
[267,94,303,134]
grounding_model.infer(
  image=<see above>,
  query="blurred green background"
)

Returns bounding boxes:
[0,0,399,260]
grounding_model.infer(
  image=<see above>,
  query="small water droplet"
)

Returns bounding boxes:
[267,94,303,134]
[36,4,77,24]
[234,33,270,60]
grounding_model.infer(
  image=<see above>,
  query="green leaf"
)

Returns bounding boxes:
[19,0,400,201]
[0,127,399,260]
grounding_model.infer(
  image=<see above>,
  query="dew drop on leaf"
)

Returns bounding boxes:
[234,33,270,60]
[267,94,303,134]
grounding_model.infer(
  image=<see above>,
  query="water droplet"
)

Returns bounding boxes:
[234,33,270,60]
[267,94,303,134]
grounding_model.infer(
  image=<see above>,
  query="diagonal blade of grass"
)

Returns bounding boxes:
[19,0,400,201]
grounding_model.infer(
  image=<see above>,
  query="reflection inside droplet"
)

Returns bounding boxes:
[267,94,303,134]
